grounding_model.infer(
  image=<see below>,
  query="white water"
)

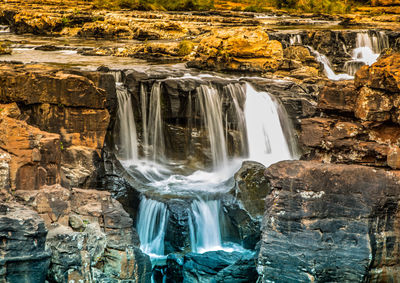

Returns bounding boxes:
[146,82,165,162]
[244,83,292,166]
[189,199,222,253]
[345,31,389,76]
[118,80,295,194]
[197,84,229,169]
[136,196,169,256]
[116,83,138,160]
[225,83,247,156]
[116,77,297,257]
[309,47,353,81]
[289,34,302,45]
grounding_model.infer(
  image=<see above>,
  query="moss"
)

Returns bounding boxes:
[178,40,194,56]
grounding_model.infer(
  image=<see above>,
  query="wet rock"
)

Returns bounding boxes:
[166,251,257,283]
[221,194,260,250]
[189,27,283,72]
[232,161,270,218]
[165,199,192,254]
[214,253,258,283]
[258,160,400,282]
[182,251,242,282]
[0,203,51,283]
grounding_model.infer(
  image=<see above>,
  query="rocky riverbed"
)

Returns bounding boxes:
[1,0,400,282]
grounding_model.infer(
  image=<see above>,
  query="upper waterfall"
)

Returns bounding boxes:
[113,75,296,196]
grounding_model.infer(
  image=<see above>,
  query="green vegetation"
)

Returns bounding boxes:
[220,0,372,14]
[178,40,194,56]
[93,0,214,11]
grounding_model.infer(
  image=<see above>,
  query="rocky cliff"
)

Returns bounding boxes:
[0,62,151,283]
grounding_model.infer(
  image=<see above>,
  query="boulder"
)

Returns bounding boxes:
[258,160,400,282]
[189,27,283,72]
[166,251,257,283]
[0,203,51,283]
[232,161,270,218]
[182,251,242,282]
[355,53,400,93]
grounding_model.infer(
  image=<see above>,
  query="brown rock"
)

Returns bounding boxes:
[355,53,400,93]
[29,104,110,150]
[355,87,392,121]
[0,64,107,108]
[190,27,283,72]
[0,113,61,190]
[387,146,400,169]
[318,80,357,112]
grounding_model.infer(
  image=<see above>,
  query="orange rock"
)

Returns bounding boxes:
[0,112,61,190]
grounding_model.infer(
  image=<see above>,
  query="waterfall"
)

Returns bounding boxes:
[114,76,298,259]
[244,83,293,166]
[225,83,247,156]
[308,47,353,81]
[289,34,302,45]
[345,31,389,76]
[189,199,222,253]
[136,196,169,256]
[145,82,165,162]
[197,84,228,169]
[116,83,138,160]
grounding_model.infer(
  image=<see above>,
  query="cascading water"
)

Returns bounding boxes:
[144,82,165,162]
[189,199,223,253]
[308,47,353,81]
[136,196,169,256]
[115,75,296,267]
[345,31,389,76]
[197,84,228,169]
[289,34,302,45]
[244,83,292,165]
[115,83,138,160]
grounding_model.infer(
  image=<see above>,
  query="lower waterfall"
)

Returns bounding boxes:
[189,199,222,253]
[136,196,169,256]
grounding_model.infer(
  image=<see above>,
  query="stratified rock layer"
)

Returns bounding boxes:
[258,160,400,282]
[0,203,51,283]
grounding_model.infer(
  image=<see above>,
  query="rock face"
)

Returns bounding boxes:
[0,63,114,190]
[0,102,61,190]
[301,53,400,168]
[14,185,151,282]
[188,27,283,72]
[258,160,400,282]
[0,203,51,283]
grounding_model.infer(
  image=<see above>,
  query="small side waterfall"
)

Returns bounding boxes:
[116,83,138,160]
[345,31,389,76]
[136,196,169,256]
[308,47,353,81]
[189,199,222,253]
[289,34,302,45]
